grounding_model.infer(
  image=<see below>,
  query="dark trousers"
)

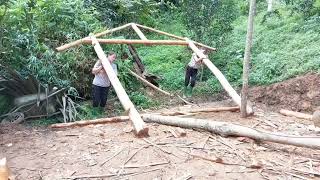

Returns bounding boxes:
[185,66,198,87]
[92,85,110,108]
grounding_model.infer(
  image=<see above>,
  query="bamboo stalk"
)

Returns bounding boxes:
[186,39,253,115]
[135,23,216,51]
[128,69,171,96]
[90,35,148,137]
[131,23,148,40]
[56,23,132,51]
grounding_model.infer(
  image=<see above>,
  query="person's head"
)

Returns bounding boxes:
[108,51,117,63]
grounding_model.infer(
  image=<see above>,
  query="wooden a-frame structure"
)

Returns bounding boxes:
[56,23,253,137]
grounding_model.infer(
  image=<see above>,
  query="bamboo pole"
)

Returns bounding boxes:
[56,23,132,51]
[128,69,171,96]
[142,114,320,150]
[135,23,216,51]
[186,39,253,115]
[90,35,148,137]
[131,23,148,40]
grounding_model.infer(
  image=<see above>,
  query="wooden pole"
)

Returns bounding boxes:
[135,23,216,51]
[50,116,129,129]
[279,109,313,120]
[128,69,171,96]
[80,39,189,46]
[90,35,148,137]
[186,39,253,115]
[128,45,145,73]
[131,23,148,40]
[188,107,240,113]
[241,0,256,117]
[142,114,320,150]
[56,23,132,51]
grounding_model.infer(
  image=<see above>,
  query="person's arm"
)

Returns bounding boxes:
[92,61,103,75]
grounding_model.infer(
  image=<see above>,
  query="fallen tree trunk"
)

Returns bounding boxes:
[51,114,320,149]
[142,114,320,150]
[128,69,171,96]
[90,35,148,137]
[279,109,313,120]
[50,116,129,129]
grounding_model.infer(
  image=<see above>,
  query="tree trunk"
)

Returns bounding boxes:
[90,35,148,137]
[142,114,320,150]
[241,0,256,118]
[187,40,253,115]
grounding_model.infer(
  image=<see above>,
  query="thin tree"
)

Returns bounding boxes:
[241,0,256,117]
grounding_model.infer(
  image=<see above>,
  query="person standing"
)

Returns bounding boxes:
[91,51,117,110]
[184,49,207,98]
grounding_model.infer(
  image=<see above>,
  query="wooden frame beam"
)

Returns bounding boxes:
[131,23,148,40]
[56,23,133,51]
[90,34,148,137]
[135,23,216,51]
[186,39,253,115]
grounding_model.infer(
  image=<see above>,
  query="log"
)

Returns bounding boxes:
[186,39,253,115]
[135,23,216,51]
[188,107,240,113]
[50,114,320,149]
[279,109,312,120]
[128,69,171,96]
[80,38,189,46]
[128,45,145,73]
[141,114,320,150]
[131,23,148,40]
[50,116,129,129]
[56,23,132,51]
[90,35,148,137]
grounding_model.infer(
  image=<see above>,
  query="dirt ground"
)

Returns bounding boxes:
[1,73,320,180]
[1,99,320,180]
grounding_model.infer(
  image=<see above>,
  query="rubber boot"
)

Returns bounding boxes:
[183,86,188,98]
[187,87,193,98]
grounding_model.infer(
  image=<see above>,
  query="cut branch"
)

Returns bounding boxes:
[188,107,239,113]
[90,35,148,137]
[187,39,253,115]
[128,69,171,96]
[279,109,312,120]
[50,116,129,129]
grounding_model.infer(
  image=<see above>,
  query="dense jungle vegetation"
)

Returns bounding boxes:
[0,0,319,122]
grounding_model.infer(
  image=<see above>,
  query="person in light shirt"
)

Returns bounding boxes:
[91,51,117,109]
[184,48,207,97]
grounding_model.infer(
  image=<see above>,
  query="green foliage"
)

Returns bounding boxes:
[181,0,239,46]
[85,0,159,26]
